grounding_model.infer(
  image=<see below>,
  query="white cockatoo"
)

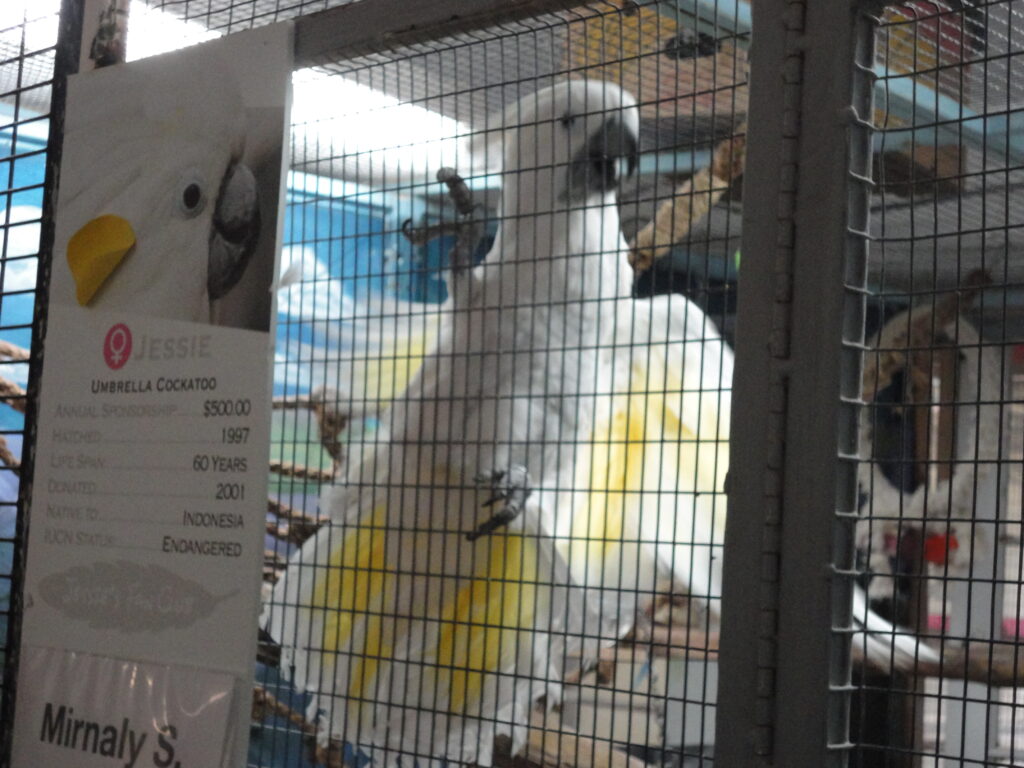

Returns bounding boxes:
[50,43,267,325]
[267,78,940,768]
[267,78,642,767]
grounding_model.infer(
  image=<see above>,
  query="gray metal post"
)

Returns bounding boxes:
[715,1,878,766]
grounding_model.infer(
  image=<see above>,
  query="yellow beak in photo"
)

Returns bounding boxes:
[66,214,136,306]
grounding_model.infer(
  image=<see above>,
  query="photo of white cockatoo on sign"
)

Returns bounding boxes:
[50,30,287,331]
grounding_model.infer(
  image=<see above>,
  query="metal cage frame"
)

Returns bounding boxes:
[2,1,1022,766]
[0,0,84,752]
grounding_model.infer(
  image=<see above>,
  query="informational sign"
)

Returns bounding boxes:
[13,21,293,768]
[13,646,235,768]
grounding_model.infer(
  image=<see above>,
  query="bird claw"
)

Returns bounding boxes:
[467,465,532,541]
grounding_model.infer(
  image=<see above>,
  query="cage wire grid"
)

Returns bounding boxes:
[115,1,741,766]
[246,3,746,767]
[0,0,65,739]
[848,0,1024,766]
[6,0,1024,766]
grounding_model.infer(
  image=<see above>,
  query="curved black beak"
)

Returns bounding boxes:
[568,116,639,199]
[208,160,261,301]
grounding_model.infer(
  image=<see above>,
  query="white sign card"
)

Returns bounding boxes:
[13,21,293,767]
[13,646,235,768]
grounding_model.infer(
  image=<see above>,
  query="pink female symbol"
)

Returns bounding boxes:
[103,323,132,370]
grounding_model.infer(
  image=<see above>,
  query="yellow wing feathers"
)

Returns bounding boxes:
[436,534,539,715]
[271,293,733,760]
[346,312,441,411]
[564,322,730,611]
[301,502,541,722]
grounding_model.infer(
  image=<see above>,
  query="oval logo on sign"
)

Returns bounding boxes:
[103,323,132,370]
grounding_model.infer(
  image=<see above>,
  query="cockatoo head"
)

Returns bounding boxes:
[477,79,639,210]
[52,50,262,325]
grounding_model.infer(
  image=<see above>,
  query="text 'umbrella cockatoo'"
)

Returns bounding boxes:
[266,78,939,768]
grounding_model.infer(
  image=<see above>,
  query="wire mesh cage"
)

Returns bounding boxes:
[113,0,744,765]
[249,3,745,766]
[0,0,63,732]
[6,0,1023,766]
[119,1,746,766]
[848,0,1024,765]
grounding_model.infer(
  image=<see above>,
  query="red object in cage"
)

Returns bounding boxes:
[923,532,959,565]
[894,1,981,60]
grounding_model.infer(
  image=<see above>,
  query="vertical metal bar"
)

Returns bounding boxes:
[712,0,792,761]
[716,2,878,766]
[0,1,84,764]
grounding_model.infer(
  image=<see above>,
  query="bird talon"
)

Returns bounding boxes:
[474,469,506,486]
[466,465,532,540]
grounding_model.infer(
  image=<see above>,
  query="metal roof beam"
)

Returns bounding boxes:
[294,0,581,67]
[872,64,1024,163]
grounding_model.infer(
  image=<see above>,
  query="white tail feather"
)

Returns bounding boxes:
[851,584,940,671]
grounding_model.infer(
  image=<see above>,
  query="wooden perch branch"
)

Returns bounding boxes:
[252,685,650,768]
[857,639,1024,687]
[253,686,314,733]
[918,643,1024,687]
[0,378,27,413]
[0,435,20,474]
[251,686,363,768]
[0,340,29,470]
[269,460,334,484]
[0,340,29,361]
[263,549,287,584]
[492,712,649,768]
[272,395,316,410]
[267,498,328,546]
[273,389,373,467]
[628,128,747,273]
[863,268,992,399]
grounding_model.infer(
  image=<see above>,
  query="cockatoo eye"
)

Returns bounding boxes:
[560,114,575,129]
[182,183,202,211]
[176,172,207,218]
